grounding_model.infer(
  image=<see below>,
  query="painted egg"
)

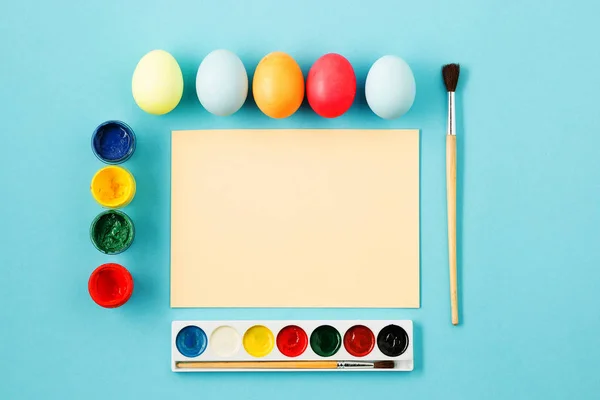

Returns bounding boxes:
[253,52,304,119]
[365,55,416,119]
[196,49,248,116]
[306,53,356,118]
[132,50,183,115]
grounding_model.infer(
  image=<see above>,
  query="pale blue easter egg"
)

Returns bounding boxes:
[196,50,248,116]
[365,55,416,119]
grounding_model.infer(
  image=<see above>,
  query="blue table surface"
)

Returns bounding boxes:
[1,0,599,399]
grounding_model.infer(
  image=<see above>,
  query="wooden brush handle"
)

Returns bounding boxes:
[176,361,339,369]
[446,135,458,325]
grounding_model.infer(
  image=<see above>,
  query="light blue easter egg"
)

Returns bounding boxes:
[196,49,248,116]
[365,55,416,119]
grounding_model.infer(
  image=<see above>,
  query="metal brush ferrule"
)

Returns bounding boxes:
[337,361,373,369]
[447,92,456,136]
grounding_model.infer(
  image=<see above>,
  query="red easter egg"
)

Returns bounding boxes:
[306,53,356,118]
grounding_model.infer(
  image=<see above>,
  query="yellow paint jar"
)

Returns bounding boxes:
[90,166,136,208]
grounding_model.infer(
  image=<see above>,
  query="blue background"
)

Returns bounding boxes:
[1,0,599,399]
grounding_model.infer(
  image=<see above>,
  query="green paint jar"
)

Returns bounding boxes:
[90,210,135,254]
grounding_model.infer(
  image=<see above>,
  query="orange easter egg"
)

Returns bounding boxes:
[253,52,304,118]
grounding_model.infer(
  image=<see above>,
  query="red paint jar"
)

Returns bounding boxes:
[343,325,375,357]
[277,325,308,357]
[88,263,133,308]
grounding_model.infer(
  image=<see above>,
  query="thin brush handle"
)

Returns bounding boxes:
[446,134,458,325]
[176,361,339,369]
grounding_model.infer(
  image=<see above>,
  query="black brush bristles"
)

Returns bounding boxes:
[442,63,460,92]
[373,361,395,369]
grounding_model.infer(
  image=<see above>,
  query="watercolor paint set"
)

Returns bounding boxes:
[172,320,413,372]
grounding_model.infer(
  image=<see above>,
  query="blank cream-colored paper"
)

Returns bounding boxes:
[171,129,419,308]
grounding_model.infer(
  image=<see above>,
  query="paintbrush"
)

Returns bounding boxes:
[176,360,395,370]
[442,63,461,326]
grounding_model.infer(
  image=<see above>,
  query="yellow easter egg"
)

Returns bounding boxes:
[132,50,183,115]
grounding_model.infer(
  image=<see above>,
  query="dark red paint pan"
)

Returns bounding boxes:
[343,325,375,357]
[88,263,133,308]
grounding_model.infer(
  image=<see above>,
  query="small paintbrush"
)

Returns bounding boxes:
[176,360,395,370]
[442,63,461,326]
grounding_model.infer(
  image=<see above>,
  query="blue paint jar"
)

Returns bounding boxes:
[91,120,136,164]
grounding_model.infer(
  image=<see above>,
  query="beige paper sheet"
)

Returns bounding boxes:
[171,129,419,308]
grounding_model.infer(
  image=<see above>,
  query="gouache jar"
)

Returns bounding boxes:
[91,120,136,164]
[90,210,135,254]
[88,263,134,308]
[90,166,136,208]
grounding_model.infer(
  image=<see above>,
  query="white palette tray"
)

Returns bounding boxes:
[172,320,414,372]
